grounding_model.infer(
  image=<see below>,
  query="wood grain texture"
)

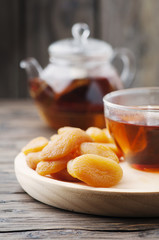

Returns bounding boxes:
[99,0,159,88]
[25,0,95,67]
[0,0,19,98]
[1,100,159,239]
[1,230,159,240]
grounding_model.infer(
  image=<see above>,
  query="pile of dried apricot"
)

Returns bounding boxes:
[22,127,123,187]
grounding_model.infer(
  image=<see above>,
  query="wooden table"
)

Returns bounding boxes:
[1,100,159,240]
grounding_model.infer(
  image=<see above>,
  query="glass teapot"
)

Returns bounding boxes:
[20,23,136,129]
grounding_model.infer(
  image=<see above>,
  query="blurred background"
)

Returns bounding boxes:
[1,0,159,99]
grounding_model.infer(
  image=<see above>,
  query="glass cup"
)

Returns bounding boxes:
[103,87,159,171]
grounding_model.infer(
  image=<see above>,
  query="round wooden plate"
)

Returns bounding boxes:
[15,153,159,217]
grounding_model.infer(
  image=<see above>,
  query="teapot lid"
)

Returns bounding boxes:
[48,23,113,62]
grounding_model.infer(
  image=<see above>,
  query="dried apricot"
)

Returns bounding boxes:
[85,127,108,143]
[40,128,92,161]
[57,126,79,134]
[50,134,58,141]
[22,137,48,155]
[26,151,41,170]
[102,128,114,143]
[80,142,119,163]
[36,159,68,176]
[67,154,123,187]
[103,143,123,158]
[51,168,79,182]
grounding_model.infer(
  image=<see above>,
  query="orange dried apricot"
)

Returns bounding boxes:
[40,128,92,161]
[22,137,48,155]
[51,168,79,182]
[67,154,123,187]
[26,151,41,170]
[103,143,123,158]
[86,127,115,143]
[86,127,106,142]
[36,159,68,176]
[102,128,114,143]
[50,134,58,141]
[57,126,78,134]
[80,142,119,163]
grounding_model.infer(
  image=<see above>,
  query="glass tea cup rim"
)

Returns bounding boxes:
[103,87,159,113]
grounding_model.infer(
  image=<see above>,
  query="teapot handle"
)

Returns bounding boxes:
[112,48,136,88]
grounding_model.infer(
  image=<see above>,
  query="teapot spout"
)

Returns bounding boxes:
[20,58,43,80]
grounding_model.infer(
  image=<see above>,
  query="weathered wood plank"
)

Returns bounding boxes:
[0,0,19,98]
[1,189,159,232]
[1,229,159,240]
[99,0,159,88]
[0,100,54,141]
[25,0,95,67]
